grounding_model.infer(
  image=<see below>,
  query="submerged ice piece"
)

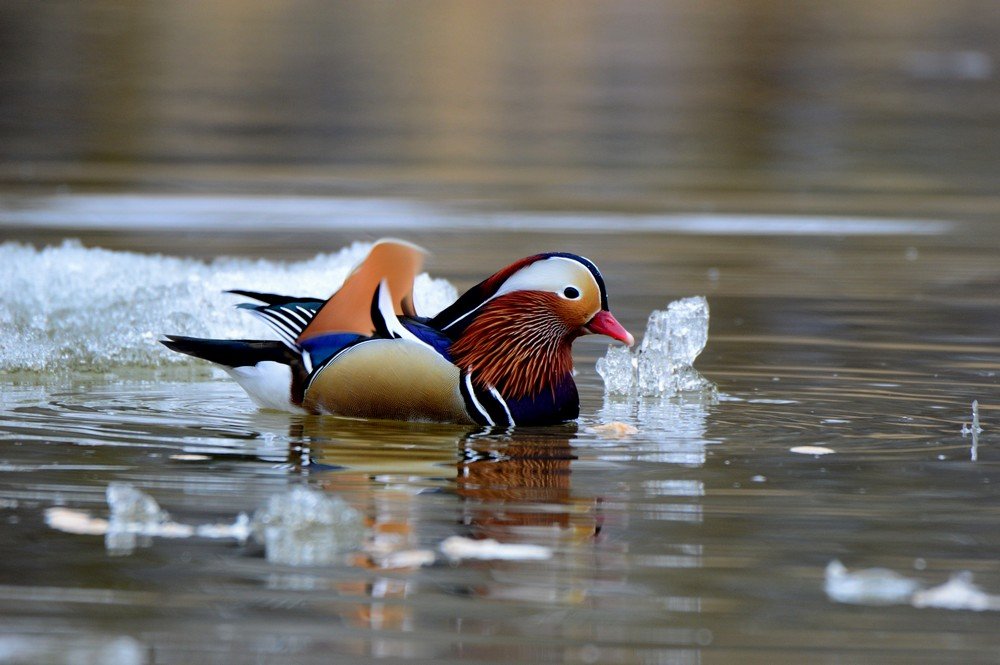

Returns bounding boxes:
[105,482,170,555]
[596,296,712,397]
[251,485,364,565]
[824,560,921,606]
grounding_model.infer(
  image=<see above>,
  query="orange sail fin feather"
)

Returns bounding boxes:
[298,239,426,341]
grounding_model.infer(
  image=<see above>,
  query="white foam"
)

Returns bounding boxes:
[0,240,457,372]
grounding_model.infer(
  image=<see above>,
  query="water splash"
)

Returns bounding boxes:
[0,240,456,372]
[596,296,715,398]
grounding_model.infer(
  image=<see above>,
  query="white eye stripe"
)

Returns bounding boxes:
[441,256,601,331]
[493,257,598,300]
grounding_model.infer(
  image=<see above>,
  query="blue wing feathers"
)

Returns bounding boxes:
[299,333,366,367]
[402,319,453,360]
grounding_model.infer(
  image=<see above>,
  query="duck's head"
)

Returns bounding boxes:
[433,253,633,399]
[434,252,632,346]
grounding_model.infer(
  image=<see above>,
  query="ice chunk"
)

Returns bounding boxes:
[912,572,1000,611]
[106,482,167,524]
[105,482,177,555]
[48,486,252,555]
[597,296,713,398]
[44,507,109,535]
[0,240,457,372]
[381,549,437,569]
[672,365,714,393]
[251,486,364,566]
[637,339,674,396]
[661,297,709,365]
[961,400,983,461]
[195,513,252,541]
[826,561,1000,612]
[790,445,835,456]
[824,560,921,605]
[595,345,636,396]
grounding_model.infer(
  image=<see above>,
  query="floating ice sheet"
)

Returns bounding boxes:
[912,572,1000,611]
[105,481,172,555]
[0,240,456,372]
[251,485,364,566]
[45,483,251,555]
[45,507,109,536]
[790,446,836,456]
[596,296,714,398]
[824,560,921,605]
[47,483,365,564]
[825,560,1000,612]
[381,549,437,569]
[0,635,144,665]
[439,536,552,561]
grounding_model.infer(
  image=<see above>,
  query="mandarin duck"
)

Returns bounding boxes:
[162,240,633,426]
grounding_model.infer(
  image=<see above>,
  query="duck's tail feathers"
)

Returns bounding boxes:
[160,335,292,368]
[225,290,323,307]
[234,301,321,348]
[161,335,309,410]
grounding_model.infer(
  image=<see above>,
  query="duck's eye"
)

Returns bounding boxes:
[562,286,581,299]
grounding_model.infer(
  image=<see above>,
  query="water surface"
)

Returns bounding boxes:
[2,1,1000,662]
[1,222,999,664]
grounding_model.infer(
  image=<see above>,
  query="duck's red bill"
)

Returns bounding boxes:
[586,310,634,346]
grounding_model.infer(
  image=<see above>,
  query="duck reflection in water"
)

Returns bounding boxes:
[254,395,715,656]
[286,417,601,548]
[456,425,603,542]
[279,417,604,626]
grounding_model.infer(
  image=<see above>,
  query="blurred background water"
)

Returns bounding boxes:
[1,1,1000,664]
[2,0,999,218]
